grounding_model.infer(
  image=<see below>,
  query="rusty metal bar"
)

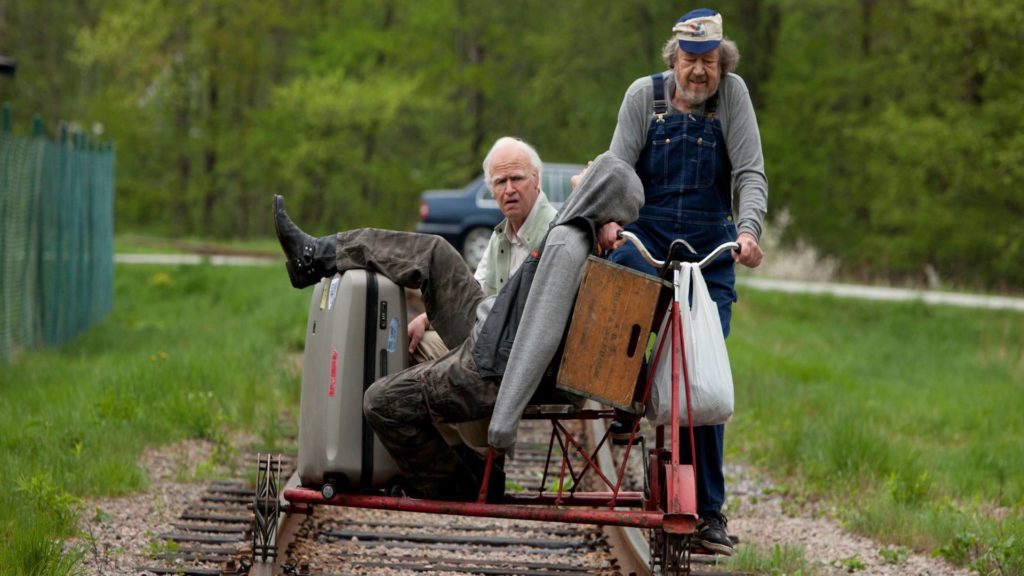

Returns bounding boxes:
[521,409,617,421]
[283,488,677,529]
[554,419,616,493]
[477,448,496,502]
[501,492,644,507]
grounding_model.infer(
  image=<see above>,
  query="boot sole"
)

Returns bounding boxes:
[697,538,735,556]
[272,196,288,246]
[284,259,315,289]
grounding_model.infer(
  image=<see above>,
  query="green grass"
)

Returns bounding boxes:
[725,542,817,575]
[115,233,280,255]
[0,263,308,575]
[728,290,1024,575]
[2,264,1022,574]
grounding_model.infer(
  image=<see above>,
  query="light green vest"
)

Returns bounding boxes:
[481,192,558,296]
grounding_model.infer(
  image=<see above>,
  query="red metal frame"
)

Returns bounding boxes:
[283,488,672,528]
[282,271,701,536]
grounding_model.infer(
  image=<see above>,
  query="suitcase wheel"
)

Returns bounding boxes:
[321,483,336,500]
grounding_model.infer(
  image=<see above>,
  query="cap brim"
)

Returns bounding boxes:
[677,39,720,54]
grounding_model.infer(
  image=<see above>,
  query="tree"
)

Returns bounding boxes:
[760,0,1024,287]
[7,0,1022,289]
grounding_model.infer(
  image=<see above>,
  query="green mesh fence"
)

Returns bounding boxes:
[1,104,115,362]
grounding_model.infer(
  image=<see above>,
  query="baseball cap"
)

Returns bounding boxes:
[673,8,723,54]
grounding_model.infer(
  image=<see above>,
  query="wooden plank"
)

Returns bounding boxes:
[557,258,666,411]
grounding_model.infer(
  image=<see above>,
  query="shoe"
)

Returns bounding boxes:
[419,472,482,503]
[609,414,642,446]
[425,486,479,503]
[402,485,477,502]
[696,511,734,556]
[273,195,335,288]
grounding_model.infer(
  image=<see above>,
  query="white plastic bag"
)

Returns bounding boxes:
[646,262,734,427]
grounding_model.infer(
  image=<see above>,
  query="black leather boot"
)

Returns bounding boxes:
[273,195,336,289]
[454,445,506,503]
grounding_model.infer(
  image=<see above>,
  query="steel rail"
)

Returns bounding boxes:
[282,487,675,529]
[584,400,652,575]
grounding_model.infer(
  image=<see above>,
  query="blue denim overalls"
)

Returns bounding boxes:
[609,72,738,515]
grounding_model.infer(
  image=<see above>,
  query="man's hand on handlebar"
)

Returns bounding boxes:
[733,232,763,268]
[597,222,625,253]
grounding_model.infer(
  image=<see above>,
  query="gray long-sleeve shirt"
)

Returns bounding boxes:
[609,71,768,240]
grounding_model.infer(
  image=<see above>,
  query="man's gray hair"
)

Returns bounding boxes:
[662,37,740,75]
[482,136,543,191]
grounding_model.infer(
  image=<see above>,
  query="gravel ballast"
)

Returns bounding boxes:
[73,437,973,575]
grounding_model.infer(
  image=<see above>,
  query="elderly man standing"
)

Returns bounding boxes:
[602,8,769,556]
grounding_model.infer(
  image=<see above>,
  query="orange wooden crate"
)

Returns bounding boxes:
[556,257,668,412]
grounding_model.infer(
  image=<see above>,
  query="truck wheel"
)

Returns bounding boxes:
[461,227,491,270]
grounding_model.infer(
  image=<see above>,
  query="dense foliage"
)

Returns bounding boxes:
[1,0,1021,288]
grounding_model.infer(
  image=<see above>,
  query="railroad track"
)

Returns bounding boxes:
[135,453,295,576]
[262,420,621,576]
[588,409,737,576]
[138,415,738,575]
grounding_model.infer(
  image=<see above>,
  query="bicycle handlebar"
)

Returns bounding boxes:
[698,240,741,268]
[617,230,740,270]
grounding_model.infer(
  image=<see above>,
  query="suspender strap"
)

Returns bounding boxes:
[651,73,667,117]
[704,91,720,119]
[652,73,719,119]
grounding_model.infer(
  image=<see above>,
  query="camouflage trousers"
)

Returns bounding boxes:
[333,229,496,499]
[363,331,498,499]
[414,330,493,458]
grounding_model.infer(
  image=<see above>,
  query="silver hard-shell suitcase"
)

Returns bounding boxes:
[297,270,407,496]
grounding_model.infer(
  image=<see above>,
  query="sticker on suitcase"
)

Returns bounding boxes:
[328,348,338,398]
[328,276,340,310]
[386,318,399,353]
[319,280,330,310]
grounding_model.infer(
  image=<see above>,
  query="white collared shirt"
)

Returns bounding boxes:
[474,192,547,292]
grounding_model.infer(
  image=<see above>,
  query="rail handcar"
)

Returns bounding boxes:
[256,233,738,575]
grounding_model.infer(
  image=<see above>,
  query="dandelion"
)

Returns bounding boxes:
[149,272,173,286]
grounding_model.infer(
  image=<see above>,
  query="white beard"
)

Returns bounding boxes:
[678,83,711,107]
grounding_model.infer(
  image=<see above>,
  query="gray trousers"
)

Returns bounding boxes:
[333,229,495,499]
